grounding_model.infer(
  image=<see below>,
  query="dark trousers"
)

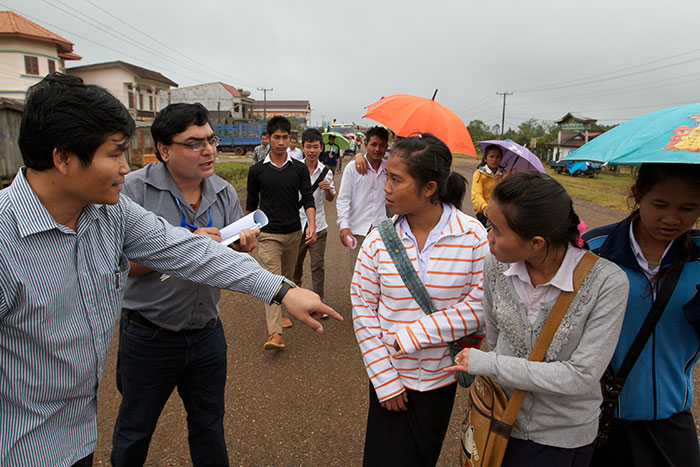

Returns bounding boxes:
[111,312,229,467]
[72,453,93,467]
[591,410,700,467]
[293,228,327,299]
[363,382,457,467]
[502,438,594,467]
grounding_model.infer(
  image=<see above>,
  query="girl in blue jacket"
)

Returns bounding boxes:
[585,163,700,466]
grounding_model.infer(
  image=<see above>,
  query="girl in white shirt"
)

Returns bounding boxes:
[447,172,629,467]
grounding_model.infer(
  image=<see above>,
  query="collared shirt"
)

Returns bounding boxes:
[252,144,269,163]
[287,147,304,161]
[122,162,244,331]
[0,169,281,466]
[299,161,335,232]
[263,152,292,168]
[629,220,673,282]
[336,154,388,236]
[398,204,453,282]
[503,243,587,324]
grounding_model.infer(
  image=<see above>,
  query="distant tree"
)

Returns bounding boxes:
[467,120,495,148]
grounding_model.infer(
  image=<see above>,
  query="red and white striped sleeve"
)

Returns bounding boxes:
[351,234,405,402]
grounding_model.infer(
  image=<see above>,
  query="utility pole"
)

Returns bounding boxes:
[257,87,273,120]
[496,91,513,138]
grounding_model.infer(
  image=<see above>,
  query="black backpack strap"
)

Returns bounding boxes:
[612,263,684,389]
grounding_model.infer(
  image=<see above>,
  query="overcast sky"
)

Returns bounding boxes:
[7,0,700,129]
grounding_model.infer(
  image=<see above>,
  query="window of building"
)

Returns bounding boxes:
[139,93,144,109]
[234,104,240,113]
[48,59,56,74]
[24,56,39,75]
[148,95,153,111]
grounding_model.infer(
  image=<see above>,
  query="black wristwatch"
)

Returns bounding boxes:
[271,278,296,305]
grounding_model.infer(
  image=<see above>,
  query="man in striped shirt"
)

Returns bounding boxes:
[0,74,339,466]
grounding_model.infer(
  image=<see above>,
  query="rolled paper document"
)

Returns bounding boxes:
[220,210,269,246]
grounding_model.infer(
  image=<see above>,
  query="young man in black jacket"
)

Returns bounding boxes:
[247,116,316,349]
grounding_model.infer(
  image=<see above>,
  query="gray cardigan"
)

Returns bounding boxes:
[468,253,629,448]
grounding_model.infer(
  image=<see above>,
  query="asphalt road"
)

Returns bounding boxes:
[92,157,699,465]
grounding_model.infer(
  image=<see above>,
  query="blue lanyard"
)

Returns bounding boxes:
[174,196,212,231]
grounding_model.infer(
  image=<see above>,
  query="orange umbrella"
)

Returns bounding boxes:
[363,90,477,157]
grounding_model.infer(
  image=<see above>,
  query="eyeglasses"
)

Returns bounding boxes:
[170,136,220,152]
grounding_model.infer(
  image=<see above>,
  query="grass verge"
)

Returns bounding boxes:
[215,162,250,189]
[545,168,634,213]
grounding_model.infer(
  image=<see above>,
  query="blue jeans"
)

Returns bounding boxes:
[111,312,229,466]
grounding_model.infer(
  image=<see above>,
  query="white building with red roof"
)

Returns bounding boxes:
[164,82,255,123]
[68,60,178,121]
[0,11,81,99]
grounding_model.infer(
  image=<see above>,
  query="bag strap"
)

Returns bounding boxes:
[377,218,436,314]
[607,255,684,395]
[499,251,599,427]
[310,166,330,193]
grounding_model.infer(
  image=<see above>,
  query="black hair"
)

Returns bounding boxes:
[266,116,291,135]
[632,163,700,203]
[301,128,323,146]
[492,171,580,249]
[365,126,389,144]
[261,131,269,137]
[631,163,700,277]
[151,103,209,162]
[390,133,467,208]
[19,73,135,170]
[477,144,503,168]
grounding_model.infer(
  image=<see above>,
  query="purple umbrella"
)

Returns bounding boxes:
[479,140,545,173]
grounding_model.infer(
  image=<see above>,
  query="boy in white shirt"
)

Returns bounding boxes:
[336,126,390,271]
[293,129,335,301]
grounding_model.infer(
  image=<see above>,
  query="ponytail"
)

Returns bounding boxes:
[442,171,468,209]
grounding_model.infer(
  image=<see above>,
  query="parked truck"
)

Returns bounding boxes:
[550,159,602,178]
[212,123,267,155]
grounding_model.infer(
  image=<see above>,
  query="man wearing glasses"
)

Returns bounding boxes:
[111,103,260,466]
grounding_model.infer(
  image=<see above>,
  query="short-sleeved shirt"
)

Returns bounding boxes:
[122,162,244,331]
[0,168,280,465]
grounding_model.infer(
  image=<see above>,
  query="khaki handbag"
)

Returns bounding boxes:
[460,252,598,467]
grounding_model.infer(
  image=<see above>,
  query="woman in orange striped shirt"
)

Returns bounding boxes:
[351,134,488,466]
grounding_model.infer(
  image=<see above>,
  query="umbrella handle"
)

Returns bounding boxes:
[508,154,521,171]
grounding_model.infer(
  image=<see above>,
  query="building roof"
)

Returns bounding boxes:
[547,131,602,148]
[252,100,310,112]
[554,112,597,124]
[68,60,178,87]
[0,11,80,59]
[0,97,23,112]
[219,82,241,97]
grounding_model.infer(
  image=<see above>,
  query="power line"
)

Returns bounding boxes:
[515,52,700,93]
[36,0,229,85]
[508,29,700,91]
[509,72,700,107]
[0,4,215,84]
[82,0,260,88]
